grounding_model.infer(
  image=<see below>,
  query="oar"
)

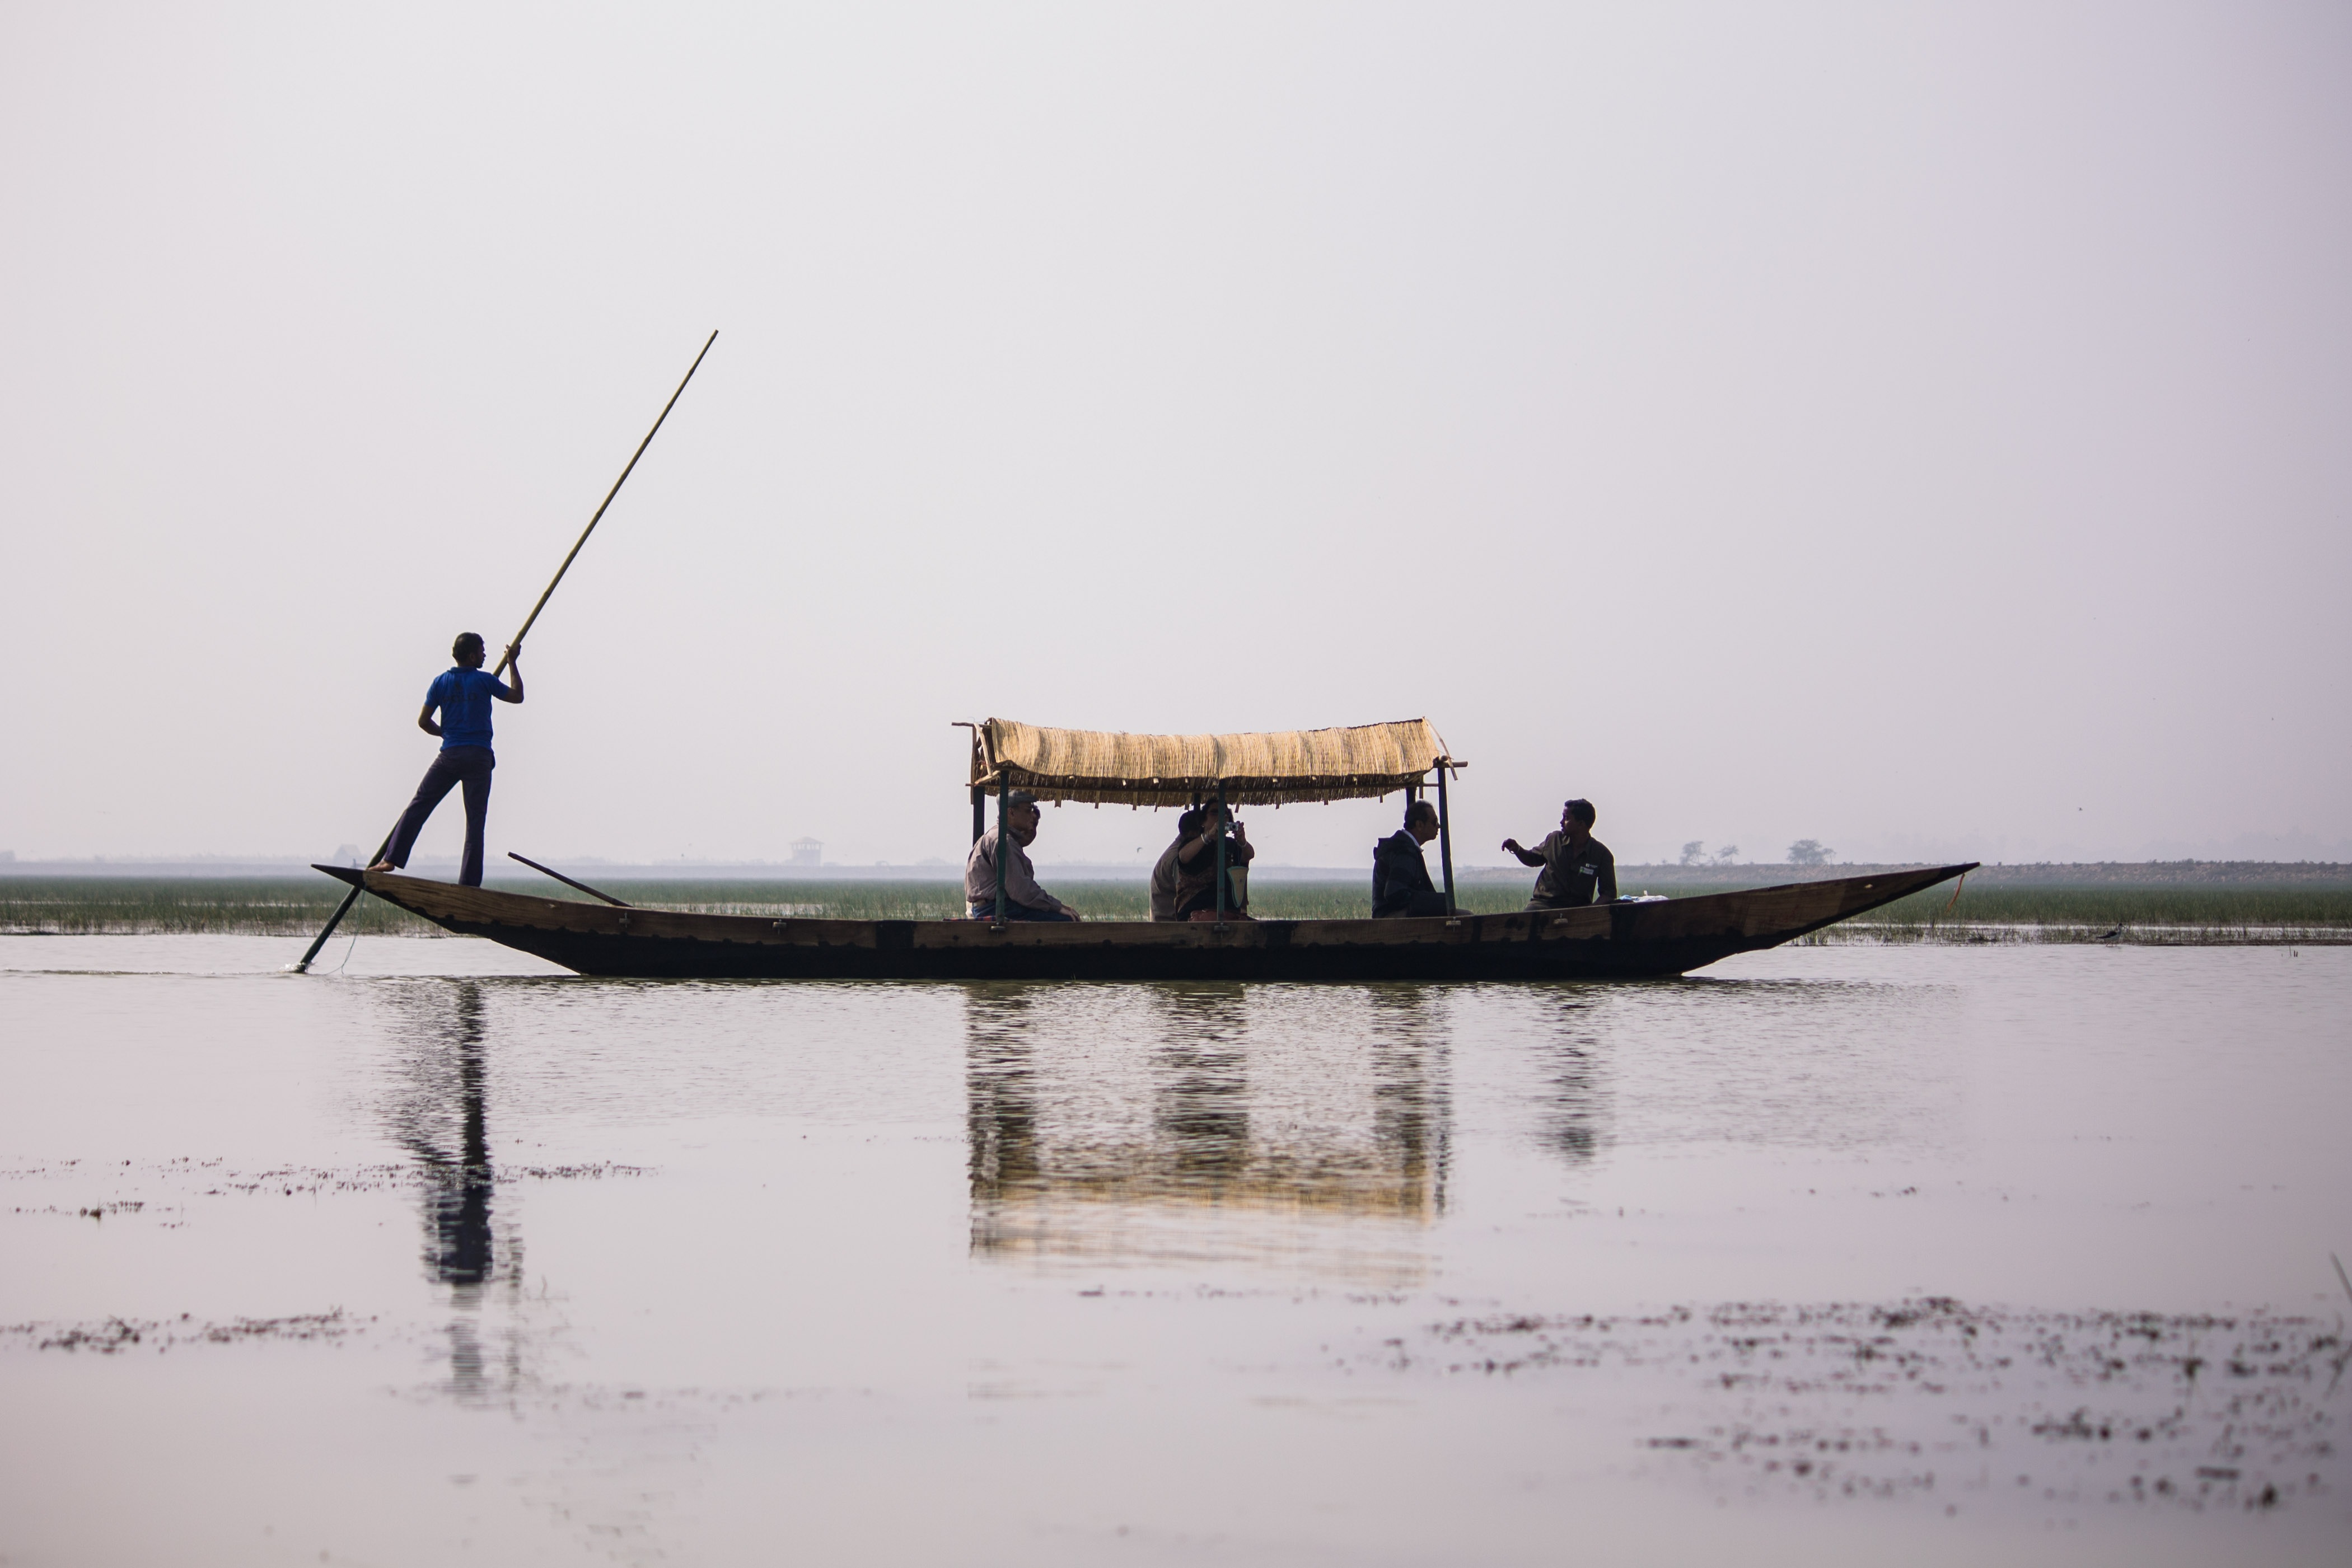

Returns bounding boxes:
[507,851,631,907]
[291,331,719,973]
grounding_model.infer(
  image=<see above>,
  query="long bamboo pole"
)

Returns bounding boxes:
[291,332,718,973]
[494,330,718,676]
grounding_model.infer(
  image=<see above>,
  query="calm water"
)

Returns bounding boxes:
[2,937,2346,1566]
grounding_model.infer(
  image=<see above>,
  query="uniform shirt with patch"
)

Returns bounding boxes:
[1530,831,1616,907]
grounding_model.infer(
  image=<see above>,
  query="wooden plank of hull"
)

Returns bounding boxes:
[318,863,1974,982]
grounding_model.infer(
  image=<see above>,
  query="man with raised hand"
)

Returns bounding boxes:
[1504,798,1617,911]
[371,632,523,888]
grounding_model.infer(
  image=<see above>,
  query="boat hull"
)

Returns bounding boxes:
[316,863,1975,981]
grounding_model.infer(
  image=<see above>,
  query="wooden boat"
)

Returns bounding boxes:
[319,716,1970,980]
[315,859,1976,981]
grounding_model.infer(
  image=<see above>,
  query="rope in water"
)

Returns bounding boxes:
[330,884,364,974]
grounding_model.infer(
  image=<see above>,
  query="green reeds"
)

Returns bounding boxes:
[6,876,2350,941]
[0,877,443,936]
[1814,884,2352,944]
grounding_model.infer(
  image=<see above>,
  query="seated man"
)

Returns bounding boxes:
[965,790,1082,921]
[1173,804,1255,920]
[1149,808,1207,920]
[1372,800,1449,918]
[1503,798,1617,910]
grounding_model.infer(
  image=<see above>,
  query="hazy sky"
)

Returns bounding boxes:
[3,2,2347,869]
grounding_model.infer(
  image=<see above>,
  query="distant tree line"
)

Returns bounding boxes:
[1678,840,1835,867]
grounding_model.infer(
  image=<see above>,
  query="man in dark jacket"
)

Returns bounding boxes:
[1148,809,1207,920]
[1372,800,1449,918]
[1503,798,1617,910]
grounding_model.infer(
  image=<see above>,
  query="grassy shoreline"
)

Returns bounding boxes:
[4,875,2348,944]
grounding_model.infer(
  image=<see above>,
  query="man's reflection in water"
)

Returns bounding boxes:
[1365,985,1452,1200]
[964,983,1451,1280]
[1150,986,1252,1185]
[966,985,1041,1202]
[382,979,523,1400]
[1528,993,1610,1167]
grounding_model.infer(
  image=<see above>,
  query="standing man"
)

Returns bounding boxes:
[1372,799,1449,918]
[371,633,523,887]
[966,790,1083,921]
[1503,798,1617,911]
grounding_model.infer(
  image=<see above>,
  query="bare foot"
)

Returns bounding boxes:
[365,861,395,873]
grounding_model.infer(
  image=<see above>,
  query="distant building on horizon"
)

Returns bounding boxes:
[789,836,823,867]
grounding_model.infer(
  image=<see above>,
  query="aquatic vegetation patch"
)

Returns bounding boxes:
[5,1308,370,1354]
[1378,1298,2345,1513]
[0,1156,653,1206]
[7,1199,181,1227]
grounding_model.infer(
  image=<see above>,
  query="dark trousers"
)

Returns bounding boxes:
[1376,889,1449,918]
[1173,878,1241,920]
[386,746,494,886]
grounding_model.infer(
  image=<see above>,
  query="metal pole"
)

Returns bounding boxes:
[971,785,985,845]
[993,776,1009,928]
[1213,783,1227,926]
[1434,759,1457,916]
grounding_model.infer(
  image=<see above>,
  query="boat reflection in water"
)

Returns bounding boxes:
[965,984,1452,1285]
[379,979,529,1401]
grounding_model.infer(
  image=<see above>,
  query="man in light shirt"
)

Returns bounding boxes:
[965,790,1082,921]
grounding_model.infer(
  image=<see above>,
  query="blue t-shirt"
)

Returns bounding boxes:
[425,667,510,750]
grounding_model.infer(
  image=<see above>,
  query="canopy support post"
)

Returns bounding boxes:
[993,776,1008,930]
[1434,759,1457,916]
[970,785,985,845]
[1213,781,1228,929]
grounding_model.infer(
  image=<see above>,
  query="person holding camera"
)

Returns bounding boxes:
[1172,804,1254,920]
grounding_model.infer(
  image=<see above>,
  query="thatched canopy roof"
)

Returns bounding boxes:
[964,718,1454,807]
